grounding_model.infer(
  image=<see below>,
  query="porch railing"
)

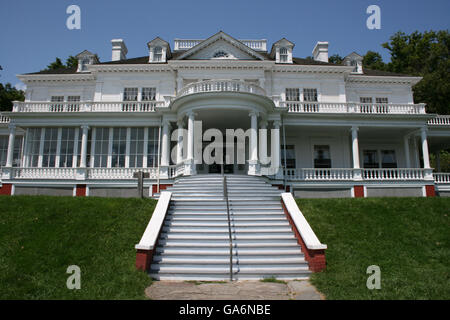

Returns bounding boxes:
[428,115,450,126]
[434,173,450,183]
[363,168,425,180]
[280,101,426,115]
[284,168,355,181]
[12,101,166,113]
[0,114,10,123]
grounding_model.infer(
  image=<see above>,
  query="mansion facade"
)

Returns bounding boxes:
[1,31,449,198]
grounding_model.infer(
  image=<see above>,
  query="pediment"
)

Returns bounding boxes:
[175,31,265,61]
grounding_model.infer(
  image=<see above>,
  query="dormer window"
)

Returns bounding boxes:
[279,47,288,63]
[350,60,358,72]
[153,46,163,62]
[75,50,99,73]
[343,52,363,74]
[80,58,90,71]
[213,50,229,58]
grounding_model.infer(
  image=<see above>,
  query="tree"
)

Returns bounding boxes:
[381,30,450,114]
[0,83,25,111]
[43,56,78,71]
[362,51,386,70]
[329,54,343,64]
[66,56,78,69]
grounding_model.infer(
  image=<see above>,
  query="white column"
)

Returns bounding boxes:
[72,128,79,168]
[420,127,430,169]
[38,128,45,168]
[143,127,148,168]
[55,128,62,168]
[79,125,89,168]
[351,126,360,169]
[259,120,268,165]
[160,120,170,167]
[249,112,258,162]
[187,112,195,161]
[403,135,411,168]
[89,128,96,168]
[5,124,16,167]
[271,120,281,175]
[413,136,420,168]
[176,119,184,165]
[125,127,131,168]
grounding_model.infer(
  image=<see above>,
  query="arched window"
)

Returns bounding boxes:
[213,50,229,58]
[279,47,288,62]
[153,46,163,62]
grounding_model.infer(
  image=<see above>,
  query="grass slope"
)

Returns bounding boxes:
[0,196,156,299]
[297,197,450,300]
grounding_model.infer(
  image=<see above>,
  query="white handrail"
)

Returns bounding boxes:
[428,115,450,126]
[12,101,165,113]
[135,191,172,250]
[281,193,327,250]
[177,79,266,98]
[434,173,450,183]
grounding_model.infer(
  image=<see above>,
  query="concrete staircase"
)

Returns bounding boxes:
[149,174,311,280]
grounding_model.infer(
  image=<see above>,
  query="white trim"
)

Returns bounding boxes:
[125,127,131,168]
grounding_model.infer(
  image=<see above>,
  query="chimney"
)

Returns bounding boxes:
[312,42,329,63]
[111,39,128,61]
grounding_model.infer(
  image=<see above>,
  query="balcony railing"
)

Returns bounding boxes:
[173,39,267,51]
[428,115,450,126]
[280,101,426,115]
[12,101,166,113]
[0,114,10,123]
[177,79,266,98]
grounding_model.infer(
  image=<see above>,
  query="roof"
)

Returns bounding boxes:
[358,68,414,77]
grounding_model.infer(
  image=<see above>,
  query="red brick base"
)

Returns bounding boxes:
[281,200,326,272]
[75,184,87,197]
[272,184,290,192]
[136,249,154,271]
[0,183,12,196]
[425,185,436,197]
[353,185,365,198]
[151,184,172,195]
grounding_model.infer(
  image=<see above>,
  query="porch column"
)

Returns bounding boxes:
[248,111,259,175]
[160,120,170,167]
[176,119,184,165]
[436,151,441,172]
[79,125,89,168]
[351,126,362,180]
[259,120,268,165]
[420,128,431,169]
[271,120,281,177]
[5,124,16,168]
[185,112,196,175]
[404,135,411,168]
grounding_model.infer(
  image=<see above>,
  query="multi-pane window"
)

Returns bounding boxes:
[129,128,145,168]
[363,150,379,168]
[279,47,288,63]
[93,128,110,167]
[314,145,331,168]
[360,97,373,103]
[111,128,127,167]
[42,128,59,167]
[285,88,300,101]
[67,96,80,102]
[0,136,23,167]
[26,128,42,167]
[51,96,64,102]
[375,97,388,104]
[147,127,159,167]
[281,145,296,168]
[303,88,318,102]
[142,88,156,101]
[59,128,76,168]
[381,150,397,168]
[153,46,163,62]
[123,88,138,101]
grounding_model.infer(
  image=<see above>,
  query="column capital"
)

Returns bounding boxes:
[420,126,428,134]
[186,111,197,119]
[272,120,281,128]
[177,119,184,127]
[8,123,16,132]
[259,120,268,128]
[80,125,90,131]
[249,111,259,118]
[350,125,359,132]
[162,119,172,128]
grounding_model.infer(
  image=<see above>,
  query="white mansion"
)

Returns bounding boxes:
[1,31,450,198]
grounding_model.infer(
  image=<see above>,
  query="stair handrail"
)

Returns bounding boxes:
[223,175,233,281]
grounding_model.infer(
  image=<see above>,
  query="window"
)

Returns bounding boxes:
[376,97,388,104]
[26,128,41,167]
[129,128,145,168]
[360,97,373,104]
[381,150,397,168]
[363,150,379,168]
[59,128,76,168]
[153,46,162,62]
[80,58,90,71]
[213,51,229,58]
[51,96,64,102]
[147,127,159,167]
[142,88,156,101]
[67,96,80,102]
[303,88,318,102]
[314,145,331,168]
[93,128,109,167]
[123,88,138,101]
[0,136,8,166]
[351,60,358,72]
[42,128,58,167]
[0,136,23,167]
[279,47,288,63]
[281,145,296,168]
[286,88,300,101]
[111,128,127,167]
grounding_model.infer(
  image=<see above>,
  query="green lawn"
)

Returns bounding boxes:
[0,196,157,299]
[297,197,450,300]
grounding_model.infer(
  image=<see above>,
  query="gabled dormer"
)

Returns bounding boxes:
[75,50,99,72]
[343,52,363,74]
[270,38,294,64]
[147,37,172,63]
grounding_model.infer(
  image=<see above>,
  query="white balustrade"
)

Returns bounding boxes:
[12,101,165,113]
[0,114,10,123]
[284,168,354,181]
[11,167,78,179]
[173,39,267,51]
[428,116,450,126]
[178,79,266,98]
[434,173,450,183]
[87,167,159,179]
[169,164,185,178]
[363,168,425,180]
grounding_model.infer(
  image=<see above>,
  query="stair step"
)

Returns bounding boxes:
[153,256,306,264]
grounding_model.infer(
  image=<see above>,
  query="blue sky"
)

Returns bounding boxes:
[0,0,449,89]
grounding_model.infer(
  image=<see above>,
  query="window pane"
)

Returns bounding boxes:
[381,150,397,168]
[363,150,379,168]
[314,145,331,168]
[303,88,318,102]
[360,97,373,103]
[281,145,296,168]
[285,88,300,101]
[375,97,388,104]
[93,128,109,167]
[123,88,138,101]
[142,88,156,101]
